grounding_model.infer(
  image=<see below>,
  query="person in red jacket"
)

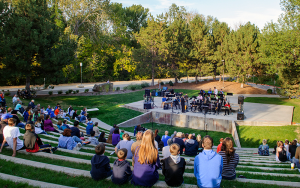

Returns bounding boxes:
[217,138,224,153]
[224,102,231,116]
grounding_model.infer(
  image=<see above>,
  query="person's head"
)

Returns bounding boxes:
[262,139,267,145]
[74,121,79,127]
[221,137,236,162]
[88,118,91,121]
[117,148,128,160]
[62,129,72,137]
[8,118,16,126]
[25,124,34,131]
[57,120,62,126]
[137,124,141,128]
[155,129,159,137]
[173,131,177,135]
[184,133,188,139]
[74,109,77,113]
[63,120,67,124]
[56,103,60,106]
[113,124,117,128]
[95,122,98,127]
[219,138,224,143]
[291,140,297,145]
[196,134,202,142]
[99,132,105,139]
[95,143,105,155]
[90,131,95,137]
[188,134,193,139]
[285,139,289,145]
[202,135,213,149]
[46,115,50,120]
[167,138,173,146]
[36,117,42,123]
[7,107,12,113]
[34,110,39,115]
[165,131,168,135]
[176,132,182,138]
[31,100,34,103]
[40,114,44,119]
[114,128,119,134]
[136,131,143,141]
[137,129,158,165]
[170,143,180,155]
[122,133,131,141]
[277,141,284,147]
[214,87,216,89]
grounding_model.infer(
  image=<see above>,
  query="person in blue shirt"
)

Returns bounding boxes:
[86,118,94,136]
[161,131,171,147]
[58,129,81,150]
[161,96,167,108]
[23,108,30,122]
[61,120,71,130]
[207,88,212,94]
[80,113,87,123]
[194,135,223,188]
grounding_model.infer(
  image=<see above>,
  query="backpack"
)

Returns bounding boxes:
[278,148,287,162]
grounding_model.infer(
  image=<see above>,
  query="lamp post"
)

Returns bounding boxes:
[77,62,84,88]
[222,60,225,88]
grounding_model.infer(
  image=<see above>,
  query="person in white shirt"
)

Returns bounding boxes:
[197,94,203,101]
[214,87,218,95]
[12,95,18,103]
[0,118,25,157]
[93,122,100,137]
[162,138,173,159]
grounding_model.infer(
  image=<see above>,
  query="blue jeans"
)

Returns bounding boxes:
[63,117,70,120]
[293,158,300,169]
[16,123,25,128]
[0,143,8,147]
[73,136,82,143]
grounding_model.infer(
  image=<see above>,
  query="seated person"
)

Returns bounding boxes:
[90,143,112,181]
[258,139,269,156]
[61,110,70,120]
[98,132,107,143]
[191,99,197,111]
[86,118,94,136]
[23,124,57,153]
[0,118,25,157]
[56,120,63,130]
[58,129,81,151]
[162,138,173,159]
[207,88,212,94]
[289,140,298,162]
[35,118,47,134]
[276,141,287,162]
[224,102,231,116]
[294,146,300,172]
[54,106,61,118]
[162,143,186,187]
[61,120,71,130]
[172,132,185,155]
[161,131,171,147]
[88,131,99,145]
[72,109,79,120]
[80,113,87,123]
[111,148,132,185]
[184,134,199,156]
[93,122,100,137]
[70,121,89,145]
[161,96,167,108]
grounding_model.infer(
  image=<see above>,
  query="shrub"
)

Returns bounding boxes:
[130,84,136,91]
[76,90,79,93]
[141,82,150,88]
[72,91,76,94]
[84,89,89,93]
[267,89,272,94]
[57,90,63,94]
[136,85,142,90]
[276,88,282,95]
[105,84,109,92]
[4,91,10,96]
[68,89,73,93]
[160,82,164,85]
[48,91,53,95]
[113,87,116,92]
[65,91,69,94]
[116,87,120,91]
[169,81,174,86]
[123,86,127,91]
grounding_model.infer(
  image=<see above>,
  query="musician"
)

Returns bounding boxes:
[184,94,189,101]
[173,97,180,109]
[197,94,203,103]
[180,96,185,113]
[220,89,224,94]
[217,100,222,115]
[161,95,167,108]
[191,99,197,112]
[170,89,174,94]
[214,87,218,95]
[224,101,231,116]
[200,89,205,96]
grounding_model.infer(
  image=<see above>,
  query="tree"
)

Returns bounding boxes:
[0,0,75,90]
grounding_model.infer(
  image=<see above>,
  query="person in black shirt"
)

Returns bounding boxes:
[180,97,185,113]
[72,109,79,120]
[98,132,107,143]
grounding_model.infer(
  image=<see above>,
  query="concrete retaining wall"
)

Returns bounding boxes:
[117,111,152,127]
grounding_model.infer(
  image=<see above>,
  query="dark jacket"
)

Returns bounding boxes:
[0,121,7,144]
[90,154,112,181]
[155,134,161,143]
[70,127,80,138]
[173,137,185,155]
[162,156,186,187]
[111,159,132,185]
[185,139,199,156]
[289,145,298,158]
[23,130,43,149]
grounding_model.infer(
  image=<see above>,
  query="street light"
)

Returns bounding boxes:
[222,60,225,88]
[77,62,84,88]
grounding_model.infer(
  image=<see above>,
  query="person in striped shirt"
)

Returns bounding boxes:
[218,137,239,180]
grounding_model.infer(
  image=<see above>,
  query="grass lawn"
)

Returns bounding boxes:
[244,97,300,123]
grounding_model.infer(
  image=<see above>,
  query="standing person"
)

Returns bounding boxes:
[115,133,134,159]
[131,132,143,166]
[44,115,60,133]
[180,96,185,113]
[218,138,239,180]
[172,132,185,155]
[194,135,223,188]
[217,138,224,153]
[112,128,120,146]
[0,118,25,157]
[162,131,171,147]
[132,130,161,187]
[90,143,112,181]
[154,129,161,143]
[162,143,186,187]
[111,148,132,185]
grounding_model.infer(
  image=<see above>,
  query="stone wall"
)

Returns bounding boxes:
[117,111,152,127]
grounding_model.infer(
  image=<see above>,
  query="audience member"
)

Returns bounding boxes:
[171,131,177,139]
[162,138,173,159]
[289,140,298,162]
[132,130,161,187]
[90,143,112,181]
[111,148,132,185]
[106,134,113,144]
[194,135,223,188]
[162,143,186,187]
[294,145,300,172]
[217,138,224,153]
[88,131,99,145]
[196,134,203,152]
[131,131,143,166]
[61,120,71,130]
[80,113,87,123]
[0,118,25,157]
[284,139,290,160]
[258,139,269,156]
[58,129,81,150]
[28,100,35,109]
[120,130,124,140]
[56,120,63,130]
[44,115,59,133]
[115,133,134,159]
[161,131,171,147]
[219,137,239,180]
[61,110,70,120]
[86,118,94,136]
[154,129,161,143]
[136,124,146,132]
[35,118,47,134]
[112,128,120,146]
[98,132,107,143]
[276,141,287,162]
[11,110,25,128]
[172,132,185,155]
[72,109,79,120]
[110,124,116,134]
[93,122,100,137]
[185,134,199,156]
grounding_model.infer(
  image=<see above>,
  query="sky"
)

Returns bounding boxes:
[110,0,283,30]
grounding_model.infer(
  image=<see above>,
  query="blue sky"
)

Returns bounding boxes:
[110,0,283,30]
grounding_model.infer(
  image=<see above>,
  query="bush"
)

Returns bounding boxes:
[169,81,174,86]
[84,89,89,93]
[116,87,120,91]
[48,91,53,95]
[136,85,142,90]
[68,89,73,93]
[204,79,207,81]
[123,86,127,91]
[130,84,136,91]
[72,91,76,94]
[276,88,282,95]
[160,82,164,85]
[141,82,150,88]
[76,90,79,93]
[4,91,10,96]
[267,89,273,94]
[65,91,69,94]
[57,90,63,94]
[105,84,109,92]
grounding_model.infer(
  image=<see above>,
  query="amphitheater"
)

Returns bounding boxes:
[0,100,299,188]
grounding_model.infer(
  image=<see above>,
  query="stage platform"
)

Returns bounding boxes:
[124,96,294,126]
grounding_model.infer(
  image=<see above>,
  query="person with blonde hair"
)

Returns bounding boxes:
[131,131,143,166]
[258,139,269,156]
[162,143,186,186]
[276,141,287,162]
[219,137,239,180]
[132,130,161,187]
[196,135,203,152]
